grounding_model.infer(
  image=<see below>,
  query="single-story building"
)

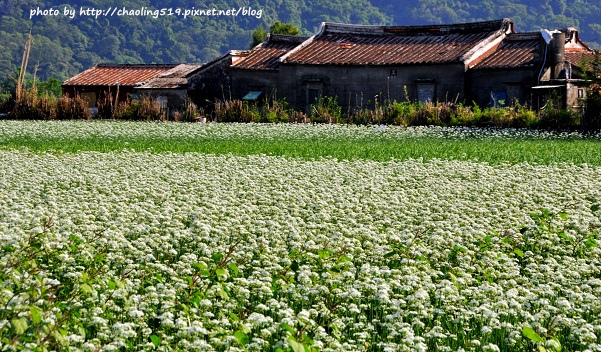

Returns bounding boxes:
[62,64,180,111]
[277,19,514,111]
[270,19,597,112]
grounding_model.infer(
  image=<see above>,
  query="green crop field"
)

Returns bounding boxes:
[1,121,600,351]
[0,121,601,165]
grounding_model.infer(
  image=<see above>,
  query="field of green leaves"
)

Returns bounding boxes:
[1,121,600,351]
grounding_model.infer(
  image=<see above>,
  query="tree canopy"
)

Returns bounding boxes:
[250,21,302,48]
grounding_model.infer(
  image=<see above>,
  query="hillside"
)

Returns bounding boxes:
[0,0,599,89]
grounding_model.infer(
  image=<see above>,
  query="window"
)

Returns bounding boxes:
[578,88,585,99]
[417,84,434,103]
[490,91,507,107]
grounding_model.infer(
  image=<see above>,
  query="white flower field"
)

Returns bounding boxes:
[0,122,600,351]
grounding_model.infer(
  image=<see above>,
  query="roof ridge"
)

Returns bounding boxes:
[266,33,310,44]
[321,19,511,36]
[95,63,179,68]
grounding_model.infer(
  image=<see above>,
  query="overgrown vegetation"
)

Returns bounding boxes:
[213,97,585,130]
[1,84,596,130]
[0,91,202,122]
[1,91,89,120]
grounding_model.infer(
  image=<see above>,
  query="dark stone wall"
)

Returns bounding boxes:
[134,89,188,109]
[467,69,536,107]
[278,63,467,111]
[230,69,280,101]
[188,58,233,108]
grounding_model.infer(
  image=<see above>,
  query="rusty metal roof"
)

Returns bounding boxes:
[283,19,511,65]
[232,34,308,70]
[471,33,540,70]
[136,64,203,89]
[63,64,178,86]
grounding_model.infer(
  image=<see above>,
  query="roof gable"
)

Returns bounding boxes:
[471,33,540,69]
[472,28,595,71]
[282,19,512,66]
[232,34,308,70]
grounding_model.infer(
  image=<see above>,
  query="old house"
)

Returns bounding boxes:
[229,34,308,102]
[276,20,514,111]
[62,64,179,111]
[134,64,203,109]
[468,27,596,110]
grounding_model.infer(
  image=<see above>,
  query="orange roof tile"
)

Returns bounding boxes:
[283,19,511,65]
[232,34,308,70]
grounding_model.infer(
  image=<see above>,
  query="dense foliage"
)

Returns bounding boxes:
[0,0,599,89]
[250,22,302,48]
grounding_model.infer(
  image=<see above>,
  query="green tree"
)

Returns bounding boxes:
[250,22,302,48]
[269,21,302,36]
[37,78,62,97]
[250,24,268,48]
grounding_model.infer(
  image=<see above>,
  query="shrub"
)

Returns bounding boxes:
[260,98,289,123]
[96,94,116,119]
[12,92,54,120]
[55,95,90,120]
[113,97,167,121]
[310,96,342,123]
[449,103,476,126]
[180,98,201,122]
[538,107,579,130]
[214,100,260,122]
[514,109,538,128]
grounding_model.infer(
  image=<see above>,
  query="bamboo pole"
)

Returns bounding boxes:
[16,33,33,102]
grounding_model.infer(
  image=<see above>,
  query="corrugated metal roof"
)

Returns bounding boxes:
[63,64,178,86]
[283,19,510,65]
[472,33,539,69]
[232,34,308,70]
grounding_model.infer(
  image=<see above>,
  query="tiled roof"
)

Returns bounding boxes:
[471,33,539,69]
[565,49,598,65]
[63,64,178,86]
[232,34,308,70]
[283,19,511,65]
[136,64,203,89]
